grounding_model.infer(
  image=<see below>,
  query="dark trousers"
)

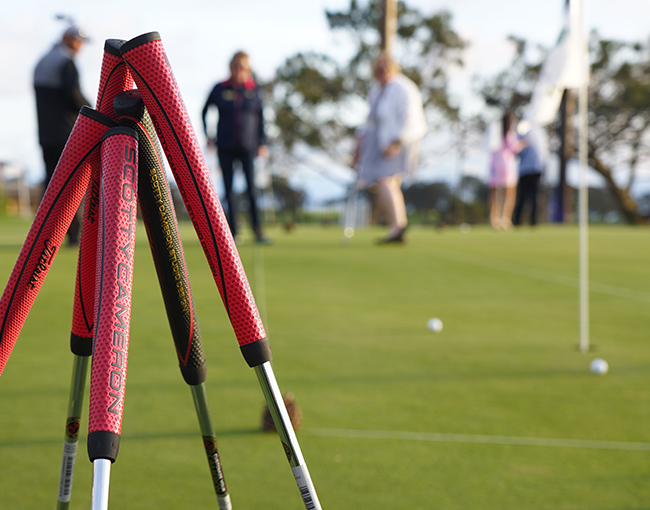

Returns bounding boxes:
[217,148,260,238]
[42,144,80,244]
[512,173,542,226]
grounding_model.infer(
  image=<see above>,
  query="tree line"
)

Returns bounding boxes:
[259,0,650,225]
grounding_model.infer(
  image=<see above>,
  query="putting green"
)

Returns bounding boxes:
[0,218,648,509]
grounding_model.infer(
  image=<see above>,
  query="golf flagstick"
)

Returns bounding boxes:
[57,39,134,509]
[120,32,321,509]
[88,126,139,510]
[0,107,117,376]
[114,89,232,509]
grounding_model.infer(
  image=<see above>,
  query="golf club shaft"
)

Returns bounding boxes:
[344,185,358,233]
[91,459,111,510]
[56,354,90,509]
[58,143,100,509]
[191,384,232,510]
[255,362,321,510]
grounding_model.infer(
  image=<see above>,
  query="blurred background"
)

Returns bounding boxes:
[2,3,650,508]
[2,0,650,226]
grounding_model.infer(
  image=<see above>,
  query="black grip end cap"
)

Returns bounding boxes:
[240,338,272,367]
[88,430,120,463]
[79,107,118,128]
[101,125,139,143]
[120,32,161,55]
[104,39,127,56]
[180,362,207,386]
[113,90,144,119]
[70,332,92,357]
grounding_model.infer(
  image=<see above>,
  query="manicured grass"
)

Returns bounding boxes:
[0,217,649,509]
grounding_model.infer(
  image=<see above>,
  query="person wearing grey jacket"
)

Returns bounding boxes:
[33,25,90,245]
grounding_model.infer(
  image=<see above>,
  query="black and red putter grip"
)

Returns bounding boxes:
[87,127,139,463]
[70,40,135,357]
[113,89,207,386]
[120,32,271,367]
[0,107,117,376]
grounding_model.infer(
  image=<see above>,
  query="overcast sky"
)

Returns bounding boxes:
[2,0,650,199]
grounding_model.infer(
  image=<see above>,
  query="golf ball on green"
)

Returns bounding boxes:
[427,318,443,333]
[590,358,608,375]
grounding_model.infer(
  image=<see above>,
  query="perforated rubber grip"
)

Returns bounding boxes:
[87,127,138,462]
[0,107,117,376]
[121,32,271,366]
[69,40,135,357]
[114,90,207,385]
[95,39,134,119]
[69,154,101,356]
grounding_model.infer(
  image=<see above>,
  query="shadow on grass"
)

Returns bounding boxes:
[277,366,619,388]
[0,427,267,449]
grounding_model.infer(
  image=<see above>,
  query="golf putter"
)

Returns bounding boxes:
[87,126,139,510]
[120,32,321,509]
[57,39,134,509]
[114,89,232,510]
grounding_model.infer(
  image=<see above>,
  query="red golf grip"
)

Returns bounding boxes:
[95,39,134,119]
[70,41,135,356]
[114,90,207,385]
[120,32,271,367]
[0,108,117,376]
[87,127,139,463]
[69,152,101,355]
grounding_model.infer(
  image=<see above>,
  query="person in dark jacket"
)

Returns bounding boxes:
[512,121,548,226]
[34,24,90,246]
[202,51,270,244]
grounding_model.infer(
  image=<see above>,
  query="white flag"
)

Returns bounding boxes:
[524,0,589,126]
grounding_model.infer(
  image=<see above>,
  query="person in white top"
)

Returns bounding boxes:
[355,53,427,244]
